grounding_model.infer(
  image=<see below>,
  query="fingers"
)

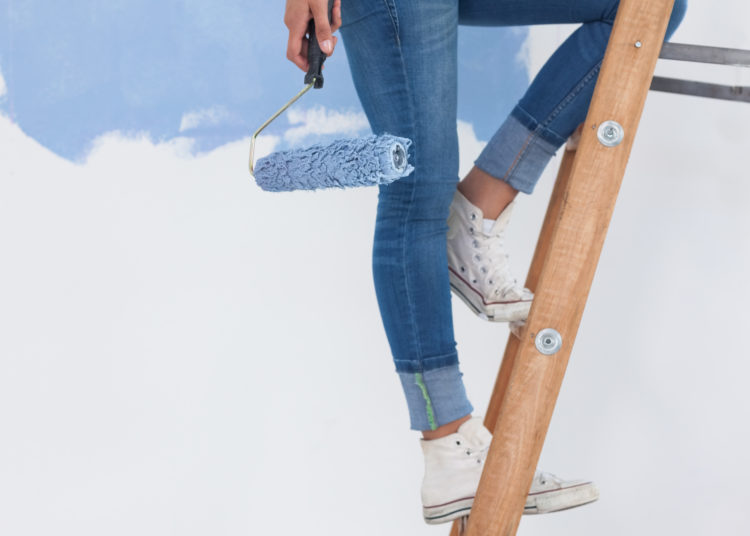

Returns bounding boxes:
[286,30,309,71]
[285,10,310,71]
[285,0,342,72]
[310,0,335,55]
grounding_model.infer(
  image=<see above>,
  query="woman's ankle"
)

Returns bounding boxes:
[421,414,472,440]
[457,166,519,220]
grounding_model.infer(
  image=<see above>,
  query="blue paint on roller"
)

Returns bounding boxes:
[254,134,414,192]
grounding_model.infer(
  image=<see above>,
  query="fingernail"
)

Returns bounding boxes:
[322,40,332,54]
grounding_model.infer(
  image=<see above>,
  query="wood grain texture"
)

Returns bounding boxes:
[449,146,577,536]
[456,1,676,535]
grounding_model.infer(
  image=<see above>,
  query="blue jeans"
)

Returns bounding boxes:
[339,0,687,430]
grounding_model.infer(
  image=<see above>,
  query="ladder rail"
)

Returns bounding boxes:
[452,1,678,534]
[448,144,578,536]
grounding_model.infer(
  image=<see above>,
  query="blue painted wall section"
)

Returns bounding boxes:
[0,1,528,160]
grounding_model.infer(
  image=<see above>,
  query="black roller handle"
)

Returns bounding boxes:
[304,0,336,88]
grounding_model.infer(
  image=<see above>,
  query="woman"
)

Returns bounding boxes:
[283,0,687,524]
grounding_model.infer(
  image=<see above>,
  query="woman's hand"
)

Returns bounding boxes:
[285,0,342,72]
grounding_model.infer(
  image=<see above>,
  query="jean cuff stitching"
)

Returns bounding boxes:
[393,352,460,373]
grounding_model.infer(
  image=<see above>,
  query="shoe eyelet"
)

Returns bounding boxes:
[474,254,481,261]
[480,267,488,274]
[472,240,479,248]
[470,213,477,221]
[460,266,465,273]
[488,279,494,285]
[472,279,477,284]
[469,227,474,234]
[456,440,461,445]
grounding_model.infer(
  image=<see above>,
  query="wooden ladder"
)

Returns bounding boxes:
[450,0,750,534]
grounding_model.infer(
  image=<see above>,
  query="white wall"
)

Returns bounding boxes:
[1,2,749,535]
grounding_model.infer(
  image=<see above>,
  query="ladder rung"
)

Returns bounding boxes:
[659,42,750,67]
[650,76,750,103]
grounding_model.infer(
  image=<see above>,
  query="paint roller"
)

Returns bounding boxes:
[248,0,414,192]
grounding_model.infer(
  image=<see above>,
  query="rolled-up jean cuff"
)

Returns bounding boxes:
[474,110,560,195]
[398,364,474,431]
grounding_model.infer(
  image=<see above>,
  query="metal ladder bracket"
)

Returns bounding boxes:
[651,42,750,103]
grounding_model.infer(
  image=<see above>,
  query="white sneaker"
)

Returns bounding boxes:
[446,190,533,322]
[524,470,600,515]
[421,417,599,524]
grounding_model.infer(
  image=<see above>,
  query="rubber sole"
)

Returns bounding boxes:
[423,496,474,525]
[423,482,599,524]
[525,481,600,515]
[449,269,532,322]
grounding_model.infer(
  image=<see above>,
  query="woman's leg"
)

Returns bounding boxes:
[339,0,473,433]
[459,0,689,212]
[443,0,688,323]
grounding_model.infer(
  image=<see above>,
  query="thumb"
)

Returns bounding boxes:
[311,1,334,55]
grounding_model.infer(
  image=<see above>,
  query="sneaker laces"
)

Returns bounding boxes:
[471,231,523,299]
[454,436,491,465]
[534,471,564,487]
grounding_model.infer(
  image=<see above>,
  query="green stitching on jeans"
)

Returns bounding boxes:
[414,373,437,431]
